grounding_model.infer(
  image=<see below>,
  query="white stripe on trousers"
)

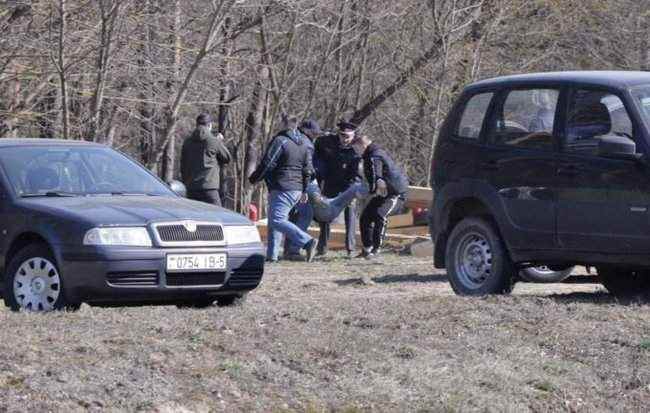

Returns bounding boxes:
[378,195,400,249]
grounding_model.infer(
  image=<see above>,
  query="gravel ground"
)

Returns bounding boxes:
[0,252,649,412]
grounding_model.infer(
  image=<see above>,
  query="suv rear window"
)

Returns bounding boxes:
[456,93,493,139]
[487,89,559,150]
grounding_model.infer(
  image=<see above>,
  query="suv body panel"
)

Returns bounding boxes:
[431,71,650,269]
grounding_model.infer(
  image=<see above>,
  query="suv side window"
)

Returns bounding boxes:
[564,89,634,156]
[455,92,493,139]
[487,89,559,150]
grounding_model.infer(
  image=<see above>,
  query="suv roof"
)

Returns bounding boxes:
[467,71,650,91]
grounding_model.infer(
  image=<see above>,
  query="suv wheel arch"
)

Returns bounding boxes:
[436,197,503,268]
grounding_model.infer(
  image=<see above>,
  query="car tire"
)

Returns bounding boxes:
[4,243,79,312]
[445,217,515,296]
[598,267,650,298]
[519,266,575,283]
[216,293,247,307]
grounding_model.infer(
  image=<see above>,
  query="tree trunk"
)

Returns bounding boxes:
[218,17,233,207]
[89,0,123,142]
[56,0,70,139]
[242,66,266,212]
[161,0,182,183]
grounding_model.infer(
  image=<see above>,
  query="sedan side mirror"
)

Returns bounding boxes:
[598,135,643,162]
[168,180,187,197]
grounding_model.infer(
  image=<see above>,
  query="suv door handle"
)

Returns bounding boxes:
[557,164,580,177]
[480,161,499,171]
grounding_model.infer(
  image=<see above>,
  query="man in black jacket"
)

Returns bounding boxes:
[313,120,361,257]
[249,117,318,263]
[181,113,231,206]
[351,135,409,259]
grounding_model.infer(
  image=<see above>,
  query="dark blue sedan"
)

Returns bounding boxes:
[0,139,264,311]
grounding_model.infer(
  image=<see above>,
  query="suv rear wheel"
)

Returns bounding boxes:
[598,267,650,298]
[446,217,515,295]
[520,266,574,283]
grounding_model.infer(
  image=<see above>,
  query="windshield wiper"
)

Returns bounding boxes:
[93,192,160,196]
[22,191,79,198]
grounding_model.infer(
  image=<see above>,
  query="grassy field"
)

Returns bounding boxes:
[0,252,649,412]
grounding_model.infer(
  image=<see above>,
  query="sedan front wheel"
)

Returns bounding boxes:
[4,244,79,312]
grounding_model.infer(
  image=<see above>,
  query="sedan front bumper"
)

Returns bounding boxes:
[56,243,265,304]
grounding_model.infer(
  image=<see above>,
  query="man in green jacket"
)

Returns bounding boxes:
[181,113,232,206]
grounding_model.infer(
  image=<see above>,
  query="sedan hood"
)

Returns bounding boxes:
[19,195,251,226]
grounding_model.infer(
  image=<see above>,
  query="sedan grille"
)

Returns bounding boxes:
[154,222,224,246]
[107,271,158,287]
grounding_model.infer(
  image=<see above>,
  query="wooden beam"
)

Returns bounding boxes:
[256,221,424,250]
[406,186,432,209]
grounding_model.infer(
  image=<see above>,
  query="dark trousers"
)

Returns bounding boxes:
[318,202,356,253]
[360,195,404,251]
[187,189,221,207]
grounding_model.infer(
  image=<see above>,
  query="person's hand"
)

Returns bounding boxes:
[376,179,388,197]
[300,193,308,203]
[216,132,224,140]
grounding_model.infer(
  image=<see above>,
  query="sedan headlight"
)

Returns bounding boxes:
[223,225,261,245]
[83,227,152,247]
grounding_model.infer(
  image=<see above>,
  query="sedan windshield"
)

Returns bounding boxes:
[0,145,175,197]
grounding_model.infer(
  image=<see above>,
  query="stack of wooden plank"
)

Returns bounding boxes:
[256,186,433,254]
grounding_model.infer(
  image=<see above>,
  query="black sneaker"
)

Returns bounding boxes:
[316,247,328,257]
[304,239,318,263]
[284,253,304,262]
[265,257,279,264]
[370,248,381,256]
[355,249,373,259]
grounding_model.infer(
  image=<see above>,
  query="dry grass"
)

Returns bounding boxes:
[0,252,649,412]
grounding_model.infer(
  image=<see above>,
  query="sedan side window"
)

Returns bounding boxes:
[564,90,634,156]
[487,89,559,150]
[455,92,493,139]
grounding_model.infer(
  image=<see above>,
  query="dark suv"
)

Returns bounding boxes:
[430,71,650,296]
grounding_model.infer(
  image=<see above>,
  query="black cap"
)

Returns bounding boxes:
[337,120,358,132]
[299,119,322,135]
[196,113,212,126]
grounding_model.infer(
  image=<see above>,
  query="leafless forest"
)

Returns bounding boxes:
[2,0,649,211]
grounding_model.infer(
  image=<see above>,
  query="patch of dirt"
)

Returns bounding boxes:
[0,252,649,412]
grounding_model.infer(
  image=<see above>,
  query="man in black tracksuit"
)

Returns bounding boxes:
[352,135,409,259]
[249,117,318,263]
[313,121,361,257]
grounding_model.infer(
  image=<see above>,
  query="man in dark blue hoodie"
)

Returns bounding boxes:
[351,134,409,259]
[249,116,318,263]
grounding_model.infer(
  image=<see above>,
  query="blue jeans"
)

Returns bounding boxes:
[284,180,320,255]
[267,190,313,260]
[285,200,314,255]
[309,181,369,223]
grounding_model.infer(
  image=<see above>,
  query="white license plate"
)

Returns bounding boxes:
[166,253,227,272]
